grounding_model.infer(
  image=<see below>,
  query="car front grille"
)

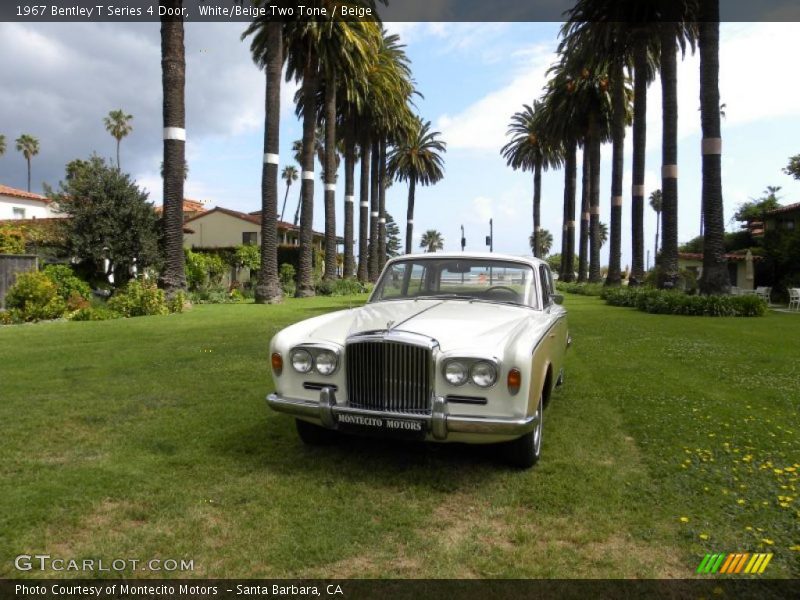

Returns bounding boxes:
[346,340,432,414]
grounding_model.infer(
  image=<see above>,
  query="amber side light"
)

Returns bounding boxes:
[271,352,283,375]
[507,368,521,395]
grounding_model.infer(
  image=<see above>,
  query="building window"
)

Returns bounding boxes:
[12,207,26,219]
[242,232,258,245]
[782,219,795,231]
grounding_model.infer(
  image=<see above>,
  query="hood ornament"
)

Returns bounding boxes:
[386,320,395,330]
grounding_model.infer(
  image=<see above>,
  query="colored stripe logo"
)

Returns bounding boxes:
[697,553,773,574]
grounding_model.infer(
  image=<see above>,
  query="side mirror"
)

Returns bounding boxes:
[551,294,564,305]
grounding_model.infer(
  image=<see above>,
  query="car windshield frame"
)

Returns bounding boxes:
[369,257,541,309]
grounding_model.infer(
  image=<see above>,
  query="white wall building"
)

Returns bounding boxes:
[0,184,59,220]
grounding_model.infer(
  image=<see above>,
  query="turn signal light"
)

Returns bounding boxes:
[507,368,521,395]
[271,352,283,375]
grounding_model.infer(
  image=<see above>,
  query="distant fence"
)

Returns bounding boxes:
[0,255,38,310]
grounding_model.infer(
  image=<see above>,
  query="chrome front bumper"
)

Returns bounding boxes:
[266,388,536,441]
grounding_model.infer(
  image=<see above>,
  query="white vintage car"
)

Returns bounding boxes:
[267,252,570,467]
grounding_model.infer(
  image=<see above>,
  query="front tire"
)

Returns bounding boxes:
[295,418,338,446]
[503,393,543,468]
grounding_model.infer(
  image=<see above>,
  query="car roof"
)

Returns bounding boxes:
[385,252,548,269]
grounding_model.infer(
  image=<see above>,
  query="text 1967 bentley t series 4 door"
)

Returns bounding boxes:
[267,252,570,467]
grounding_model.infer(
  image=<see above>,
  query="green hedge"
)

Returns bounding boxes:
[601,287,766,317]
[555,282,605,297]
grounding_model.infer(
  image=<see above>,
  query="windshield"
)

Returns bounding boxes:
[371,258,539,308]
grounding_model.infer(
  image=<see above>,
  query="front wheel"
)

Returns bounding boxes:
[295,418,338,446]
[503,393,543,468]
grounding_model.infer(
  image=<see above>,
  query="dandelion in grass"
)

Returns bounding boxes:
[680,517,690,523]
[699,533,709,540]
[762,538,774,545]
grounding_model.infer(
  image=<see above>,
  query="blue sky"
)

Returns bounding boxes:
[2,21,799,268]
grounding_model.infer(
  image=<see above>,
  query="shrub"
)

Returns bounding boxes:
[5,271,67,321]
[167,290,190,314]
[602,287,766,317]
[185,250,227,292]
[235,245,260,271]
[42,264,92,303]
[279,263,296,296]
[0,225,26,254]
[556,282,605,297]
[108,280,169,317]
[69,306,121,322]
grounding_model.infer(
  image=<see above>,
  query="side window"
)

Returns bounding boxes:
[380,263,426,299]
[539,265,552,307]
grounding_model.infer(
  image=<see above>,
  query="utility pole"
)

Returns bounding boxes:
[485,219,493,252]
[460,225,465,252]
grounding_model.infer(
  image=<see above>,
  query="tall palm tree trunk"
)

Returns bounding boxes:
[255,20,282,304]
[116,140,121,170]
[296,52,319,297]
[159,1,187,296]
[699,1,728,294]
[357,131,370,281]
[606,62,625,286]
[655,211,661,261]
[368,139,380,281]
[578,146,589,282]
[588,125,602,283]
[26,158,32,192]
[532,156,542,258]
[660,29,680,288]
[630,36,648,286]
[405,178,417,256]
[323,73,338,281]
[280,182,291,222]
[378,138,388,271]
[343,122,356,279]
[562,139,577,282]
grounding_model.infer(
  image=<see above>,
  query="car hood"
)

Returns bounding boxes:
[308,299,539,354]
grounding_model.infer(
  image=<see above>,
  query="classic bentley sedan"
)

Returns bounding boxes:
[267,252,570,467]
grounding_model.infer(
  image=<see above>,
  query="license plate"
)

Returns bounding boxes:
[336,413,426,440]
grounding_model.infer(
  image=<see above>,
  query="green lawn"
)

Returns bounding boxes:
[1,295,798,578]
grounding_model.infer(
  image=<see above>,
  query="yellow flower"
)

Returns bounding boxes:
[762,538,774,545]
[680,517,690,523]
[789,545,800,551]
[780,502,791,508]
[745,526,753,531]
[774,469,784,475]
[737,499,746,505]
[700,533,710,540]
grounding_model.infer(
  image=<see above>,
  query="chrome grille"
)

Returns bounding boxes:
[346,341,432,414]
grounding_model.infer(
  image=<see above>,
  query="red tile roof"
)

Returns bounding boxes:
[155,198,207,215]
[0,184,50,204]
[765,201,800,216]
[679,252,762,262]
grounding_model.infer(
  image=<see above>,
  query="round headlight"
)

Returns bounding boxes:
[444,361,468,386]
[290,348,313,373]
[315,350,338,376]
[470,361,497,387]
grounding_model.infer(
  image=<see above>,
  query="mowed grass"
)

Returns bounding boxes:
[0,294,798,578]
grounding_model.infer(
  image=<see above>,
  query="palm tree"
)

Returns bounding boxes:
[530,228,553,257]
[388,118,447,255]
[279,166,298,222]
[103,109,133,169]
[420,230,444,253]
[0,134,6,157]
[243,14,284,304]
[598,221,608,248]
[159,0,187,296]
[649,189,663,262]
[698,0,728,294]
[15,134,39,192]
[284,9,380,294]
[658,11,698,288]
[501,101,562,259]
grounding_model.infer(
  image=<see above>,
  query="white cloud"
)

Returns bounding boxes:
[436,43,557,152]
